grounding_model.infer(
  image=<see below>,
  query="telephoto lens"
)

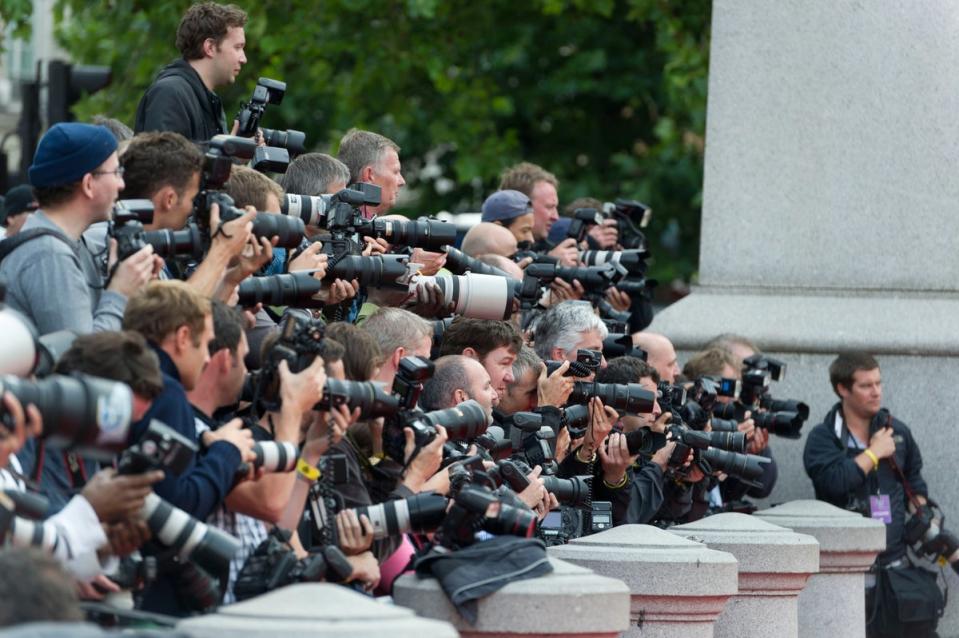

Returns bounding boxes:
[251,212,305,249]
[281,193,330,226]
[580,249,649,276]
[0,374,133,458]
[424,273,519,321]
[760,396,810,422]
[709,417,740,433]
[251,441,299,472]
[141,223,205,261]
[705,430,747,454]
[318,379,400,420]
[456,486,538,538]
[370,217,457,252]
[701,448,770,481]
[236,273,324,309]
[668,424,712,450]
[442,246,511,278]
[753,410,804,439]
[624,428,668,456]
[327,254,410,291]
[351,492,449,540]
[541,475,592,508]
[0,304,40,377]
[0,491,61,556]
[262,128,306,156]
[553,263,626,290]
[568,382,656,415]
[140,493,241,576]
[421,399,490,441]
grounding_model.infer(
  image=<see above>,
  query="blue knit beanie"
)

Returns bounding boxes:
[28,123,118,188]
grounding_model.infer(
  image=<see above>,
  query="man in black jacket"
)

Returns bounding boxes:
[135,3,248,141]
[803,352,938,637]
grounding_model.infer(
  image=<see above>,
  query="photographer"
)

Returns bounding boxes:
[419,355,499,423]
[362,308,433,388]
[120,131,257,297]
[804,353,941,638]
[595,357,675,525]
[0,123,160,335]
[532,300,608,374]
[278,152,351,201]
[438,317,522,402]
[481,190,535,246]
[499,161,578,266]
[684,347,778,503]
[0,184,38,239]
[135,3,247,141]
[632,331,681,384]
[337,129,405,219]
[187,302,329,602]
[497,346,575,416]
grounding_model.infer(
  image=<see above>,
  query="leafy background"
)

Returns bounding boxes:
[2,0,710,289]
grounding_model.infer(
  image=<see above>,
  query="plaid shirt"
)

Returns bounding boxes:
[194,416,269,604]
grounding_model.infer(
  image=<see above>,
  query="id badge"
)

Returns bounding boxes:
[869,494,892,524]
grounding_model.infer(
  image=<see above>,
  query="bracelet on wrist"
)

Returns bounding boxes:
[575,447,597,464]
[864,449,880,471]
[603,473,629,489]
[296,457,321,482]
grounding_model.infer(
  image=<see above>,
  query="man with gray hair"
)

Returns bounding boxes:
[419,355,498,422]
[360,307,433,388]
[337,128,405,217]
[533,301,609,371]
[278,152,351,197]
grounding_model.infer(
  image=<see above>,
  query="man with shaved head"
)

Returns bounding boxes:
[478,253,524,279]
[461,222,518,259]
[632,332,681,384]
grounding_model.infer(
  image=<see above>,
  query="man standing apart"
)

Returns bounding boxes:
[135,2,247,141]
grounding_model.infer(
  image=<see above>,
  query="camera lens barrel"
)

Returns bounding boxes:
[141,224,205,261]
[624,428,667,456]
[429,273,517,321]
[140,493,240,576]
[236,273,325,309]
[701,448,769,481]
[352,492,448,540]
[251,213,305,249]
[318,379,400,420]
[281,194,330,226]
[371,218,456,252]
[568,382,656,415]
[251,441,299,472]
[327,255,410,291]
[442,246,510,278]
[262,128,306,156]
[541,475,591,508]
[421,399,489,441]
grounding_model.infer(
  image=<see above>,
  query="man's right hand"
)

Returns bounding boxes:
[537,361,575,407]
[82,468,164,523]
[869,426,896,459]
[548,238,580,267]
[202,418,256,463]
[209,202,255,259]
[278,357,327,417]
[107,242,158,297]
[651,440,676,470]
[403,424,448,492]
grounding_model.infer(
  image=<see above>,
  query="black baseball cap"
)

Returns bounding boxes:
[2,184,39,226]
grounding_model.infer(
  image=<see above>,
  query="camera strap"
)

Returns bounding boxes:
[878,411,924,512]
[0,228,73,263]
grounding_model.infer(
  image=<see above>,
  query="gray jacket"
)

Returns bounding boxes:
[0,211,126,334]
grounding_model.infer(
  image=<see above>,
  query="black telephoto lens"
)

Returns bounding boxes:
[541,475,591,508]
[701,448,769,481]
[141,223,205,260]
[318,379,399,420]
[421,400,489,441]
[326,255,409,290]
[761,397,810,422]
[236,273,324,309]
[624,428,667,456]
[709,417,740,433]
[443,246,510,277]
[262,128,306,156]
[568,382,656,415]
[373,218,457,252]
[705,431,747,453]
[251,213,305,248]
[753,411,804,439]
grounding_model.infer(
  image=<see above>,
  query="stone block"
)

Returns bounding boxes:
[756,500,886,638]
[176,583,457,638]
[393,556,629,637]
[671,513,819,638]
[550,524,738,638]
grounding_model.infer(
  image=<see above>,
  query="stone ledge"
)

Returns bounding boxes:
[649,287,959,355]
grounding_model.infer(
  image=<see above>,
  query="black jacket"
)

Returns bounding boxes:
[803,403,927,564]
[135,59,228,142]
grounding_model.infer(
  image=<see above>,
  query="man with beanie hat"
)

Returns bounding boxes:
[135,3,248,141]
[481,189,535,245]
[0,123,160,335]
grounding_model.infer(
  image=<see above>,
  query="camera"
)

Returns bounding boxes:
[580,248,649,277]
[0,373,134,460]
[118,421,241,578]
[601,199,652,250]
[234,528,353,601]
[524,261,627,294]
[111,199,205,263]
[904,502,959,575]
[234,78,306,155]
[566,208,604,243]
[568,381,656,415]
[0,490,62,557]
[602,333,647,360]
[624,427,668,456]
[246,315,326,413]
[350,492,449,540]
[318,378,399,420]
[195,135,306,249]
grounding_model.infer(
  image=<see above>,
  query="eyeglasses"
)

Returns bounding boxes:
[92,166,125,178]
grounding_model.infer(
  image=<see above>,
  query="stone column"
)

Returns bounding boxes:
[392,556,630,638]
[649,4,959,633]
[549,524,738,638]
[755,500,886,638]
[670,513,819,638]
[176,583,458,638]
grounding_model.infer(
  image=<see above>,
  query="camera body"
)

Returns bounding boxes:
[234,77,306,155]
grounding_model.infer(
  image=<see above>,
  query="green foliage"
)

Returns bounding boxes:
[48,0,710,282]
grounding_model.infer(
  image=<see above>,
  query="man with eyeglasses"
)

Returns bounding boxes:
[0,123,161,334]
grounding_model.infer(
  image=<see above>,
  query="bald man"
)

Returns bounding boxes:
[632,331,681,384]
[461,222,518,259]
[478,253,524,279]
